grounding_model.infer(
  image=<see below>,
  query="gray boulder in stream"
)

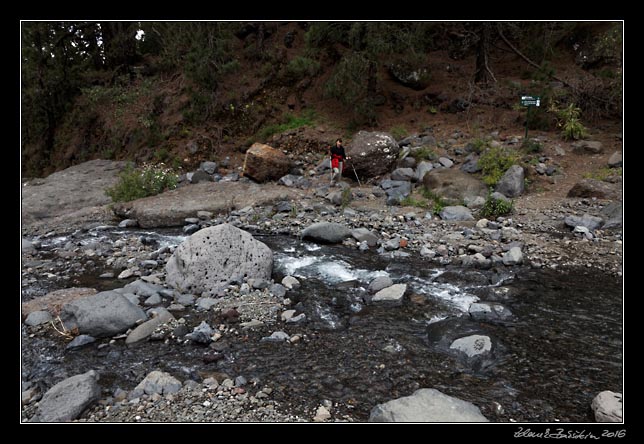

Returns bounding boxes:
[369,388,489,422]
[302,222,351,244]
[31,370,101,422]
[165,223,273,296]
[61,291,147,337]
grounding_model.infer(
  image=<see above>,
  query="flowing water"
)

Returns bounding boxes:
[21,228,623,422]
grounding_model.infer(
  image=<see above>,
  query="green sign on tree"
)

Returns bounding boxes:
[520,95,541,139]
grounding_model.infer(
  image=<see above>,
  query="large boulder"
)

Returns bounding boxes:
[564,214,605,231]
[302,222,351,244]
[347,131,401,180]
[495,165,525,198]
[129,371,182,398]
[31,370,101,422]
[165,224,273,296]
[567,179,621,200]
[243,143,291,183]
[601,202,622,229]
[440,205,474,221]
[572,140,603,154]
[60,291,147,337]
[21,159,131,227]
[422,169,487,205]
[112,181,302,228]
[591,391,622,422]
[369,388,489,422]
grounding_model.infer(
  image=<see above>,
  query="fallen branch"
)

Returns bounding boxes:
[50,316,75,340]
[496,25,611,105]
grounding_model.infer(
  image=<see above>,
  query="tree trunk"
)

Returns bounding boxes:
[474,23,495,84]
[100,22,138,71]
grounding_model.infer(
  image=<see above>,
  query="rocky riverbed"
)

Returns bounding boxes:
[21,158,623,423]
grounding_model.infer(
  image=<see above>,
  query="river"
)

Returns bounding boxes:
[21,227,623,422]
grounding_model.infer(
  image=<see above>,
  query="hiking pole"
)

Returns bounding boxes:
[350,160,362,187]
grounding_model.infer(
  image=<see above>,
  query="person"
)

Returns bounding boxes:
[329,138,350,184]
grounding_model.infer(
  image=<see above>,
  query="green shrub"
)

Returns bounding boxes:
[400,196,430,208]
[106,164,179,203]
[390,125,408,141]
[522,139,543,153]
[412,146,437,161]
[283,56,321,81]
[480,193,513,219]
[256,110,317,141]
[469,138,489,154]
[421,187,447,215]
[583,167,622,181]
[478,146,519,186]
[553,102,588,141]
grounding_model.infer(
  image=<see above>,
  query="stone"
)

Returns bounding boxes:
[372,284,407,305]
[391,168,415,182]
[313,405,332,422]
[502,247,523,266]
[240,320,264,330]
[66,334,96,349]
[196,297,219,311]
[414,161,434,182]
[490,192,511,203]
[423,169,487,205]
[270,283,287,298]
[124,280,165,298]
[368,276,394,293]
[31,370,101,422]
[24,310,52,326]
[460,154,481,174]
[591,391,622,422]
[302,222,351,244]
[243,143,291,183]
[564,214,604,231]
[286,313,306,323]
[347,131,401,180]
[262,331,290,342]
[22,287,98,318]
[200,161,218,175]
[440,206,474,221]
[567,179,621,200]
[176,294,195,306]
[60,291,147,337]
[130,371,181,399]
[143,294,162,306]
[438,157,453,168]
[449,335,492,358]
[495,165,525,197]
[165,224,273,296]
[186,321,214,344]
[572,140,603,154]
[469,302,513,322]
[608,151,622,168]
[118,219,138,228]
[601,202,622,229]
[190,170,213,184]
[282,276,301,290]
[369,388,488,422]
[125,308,174,345]
[420,246,436,258]
[118,269,135,279]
